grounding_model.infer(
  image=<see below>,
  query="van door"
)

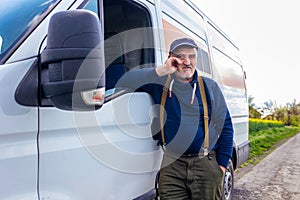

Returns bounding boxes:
[0,0,88,199]
[0,59,39,199]
[38,0,162,199]
[0,0,77,199]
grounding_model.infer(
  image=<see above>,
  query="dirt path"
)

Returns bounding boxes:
[233,132,300,199]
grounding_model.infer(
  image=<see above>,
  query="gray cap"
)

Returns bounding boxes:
[169,38,198,52]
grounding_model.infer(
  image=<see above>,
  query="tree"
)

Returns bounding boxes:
[262,100,276,119]
[285,100,300,126]
[274,106,285,121]
[273,99,300,126]
[248,95,300,126]
[248,95,261,118]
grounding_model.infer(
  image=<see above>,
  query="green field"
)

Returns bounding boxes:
[242,119,300,166]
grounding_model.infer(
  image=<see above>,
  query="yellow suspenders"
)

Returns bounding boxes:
[159,74,209,155]
[160,74,171,147]
[198,75,209,155]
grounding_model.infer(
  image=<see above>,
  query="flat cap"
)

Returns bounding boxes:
[169,38,198,52]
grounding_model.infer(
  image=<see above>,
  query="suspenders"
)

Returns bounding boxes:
[160,75,172,147]
[159,74,209,155]
[197,75,209,156]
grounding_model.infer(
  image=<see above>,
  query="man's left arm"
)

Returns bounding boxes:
[216,109,234,172]
[205,78,234,172]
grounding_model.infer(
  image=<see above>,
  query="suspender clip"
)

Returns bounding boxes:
[203,148,209,156]
[162,144,167,152]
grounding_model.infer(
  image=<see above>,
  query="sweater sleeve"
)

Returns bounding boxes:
[215,109,234,168]
[116,68,161,92]
[209,80,234,168]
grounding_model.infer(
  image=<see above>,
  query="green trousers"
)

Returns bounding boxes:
[158,151,225,200]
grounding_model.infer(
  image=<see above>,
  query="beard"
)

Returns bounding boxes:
[175,66,195,82]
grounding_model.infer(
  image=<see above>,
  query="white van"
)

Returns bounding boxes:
[0,0,249,199]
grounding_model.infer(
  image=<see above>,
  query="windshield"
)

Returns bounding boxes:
[0,0,59,62]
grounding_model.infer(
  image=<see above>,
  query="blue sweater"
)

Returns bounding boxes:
[118,68,233,168]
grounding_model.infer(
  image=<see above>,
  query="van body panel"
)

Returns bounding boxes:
[0,59,38,199]
[38,93,162,199]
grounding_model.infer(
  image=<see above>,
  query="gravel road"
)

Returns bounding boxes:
[233,132,300,200]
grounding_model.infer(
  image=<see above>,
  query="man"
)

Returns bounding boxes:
[119,38,233,199]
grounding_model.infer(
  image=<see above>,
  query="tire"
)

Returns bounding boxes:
[222,159,234,200]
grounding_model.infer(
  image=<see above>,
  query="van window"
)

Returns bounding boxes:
[84,0,98,13]
[212,48,245,94]
[103,0,154,90]
[0,0,59,62]
[197,49,211,74]
[207,22,241,65]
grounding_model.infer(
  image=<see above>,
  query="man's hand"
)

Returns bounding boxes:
[155,57,181,77]
[219,165,226,174]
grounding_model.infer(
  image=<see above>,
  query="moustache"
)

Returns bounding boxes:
[181,65,192,69]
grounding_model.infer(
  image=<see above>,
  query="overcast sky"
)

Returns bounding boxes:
[192,0,300,107]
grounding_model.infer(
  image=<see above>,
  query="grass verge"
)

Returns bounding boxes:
[241,126,300,167]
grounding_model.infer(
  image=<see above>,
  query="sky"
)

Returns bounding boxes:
[191,0,300,107]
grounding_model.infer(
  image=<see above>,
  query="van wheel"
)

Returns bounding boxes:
[222,159,234,200]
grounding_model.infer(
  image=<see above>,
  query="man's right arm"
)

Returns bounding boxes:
[116,68,160,90]
[117,57,178,90]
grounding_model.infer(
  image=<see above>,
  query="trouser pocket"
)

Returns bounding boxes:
[207,152,225,177]
[192,152,225,199]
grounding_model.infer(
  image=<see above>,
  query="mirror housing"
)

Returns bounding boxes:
[41,10,105,111]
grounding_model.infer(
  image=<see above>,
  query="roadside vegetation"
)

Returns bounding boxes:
[244,119,300,166]
[242,96,300,167]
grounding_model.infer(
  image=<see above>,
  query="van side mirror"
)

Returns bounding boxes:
[41,10,105,111]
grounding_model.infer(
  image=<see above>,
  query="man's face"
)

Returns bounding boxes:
[171,47,197,82]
